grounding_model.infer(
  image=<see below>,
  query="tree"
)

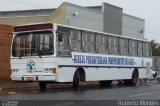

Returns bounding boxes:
[151,40,160,56]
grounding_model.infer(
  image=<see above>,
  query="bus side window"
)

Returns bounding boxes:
[57,33,63,42]
[138,41,143,56]
[57,35,70,56]
[82,32,96,53]
[119,38,125,55]
[108,36,119,54]
[143,42,151,57]
[96,34,108,54]
[129,40,137,56]
[70,30,82,51]
[108,36,112,54]
[113,37,119,54]
[57,32,70,56]
[56,26,71,57]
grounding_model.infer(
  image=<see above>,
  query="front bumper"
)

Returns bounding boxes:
[11,75,56,81]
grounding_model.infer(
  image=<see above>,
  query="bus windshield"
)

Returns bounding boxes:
[12,31,54,57]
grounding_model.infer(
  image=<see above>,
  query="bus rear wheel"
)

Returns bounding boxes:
[131,70,139,86]
[39,81,47,91]
[99,80,112,87]
[124,70,139,86]
[72,70,80,90]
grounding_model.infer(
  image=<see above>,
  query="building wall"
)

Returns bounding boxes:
[0,24,12,80]
[0,3,65,26]
[0,9,53,18]
[103,3,122,35]
[0,16,50,26]
[49,3,65,24]
[0,2,145,40]
[64,3,103,31]
[122,14,145,39]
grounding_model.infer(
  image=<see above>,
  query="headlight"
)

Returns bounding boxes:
[12,69,19,74]
[45,68,53,73]
[45,69,48,73]
[49,69,52,73]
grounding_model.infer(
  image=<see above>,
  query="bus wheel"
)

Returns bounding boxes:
[39,81,47,91]
[99,80,112,87]
[131,70,139,86]
[73,70,80,90]
[124,70,139,86]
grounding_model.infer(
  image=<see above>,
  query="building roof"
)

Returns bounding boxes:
[0,2,103,18]
[0,2,144,21]
[0,8,55,18]
[123,13,145,21]
[63,2,102,14]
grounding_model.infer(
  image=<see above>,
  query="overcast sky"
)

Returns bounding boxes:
[0,0,160,42]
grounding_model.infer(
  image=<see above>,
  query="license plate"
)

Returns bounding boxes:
[26,77,34,81]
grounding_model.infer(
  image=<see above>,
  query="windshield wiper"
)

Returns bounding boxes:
[31,48,42,58]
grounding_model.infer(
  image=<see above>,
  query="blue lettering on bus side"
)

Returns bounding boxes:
[73,54,135,65]
[74,55,85,64]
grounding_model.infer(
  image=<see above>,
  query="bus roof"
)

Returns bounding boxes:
[13,22,150,43]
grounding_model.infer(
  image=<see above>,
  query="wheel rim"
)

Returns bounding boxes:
[132,72,138,84]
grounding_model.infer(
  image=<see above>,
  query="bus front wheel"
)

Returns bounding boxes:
[39,81,47,91]
[72,70,80,90]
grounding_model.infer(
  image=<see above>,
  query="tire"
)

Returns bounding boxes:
[72,70,80,90]
[124,70,139,86]
[99,80,112,87]
[131,70,139,86]
[39,81,47,91]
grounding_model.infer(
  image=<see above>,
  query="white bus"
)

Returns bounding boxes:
[11,23,152,90]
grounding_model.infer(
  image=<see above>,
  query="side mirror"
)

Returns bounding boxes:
[58,33,63,41]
